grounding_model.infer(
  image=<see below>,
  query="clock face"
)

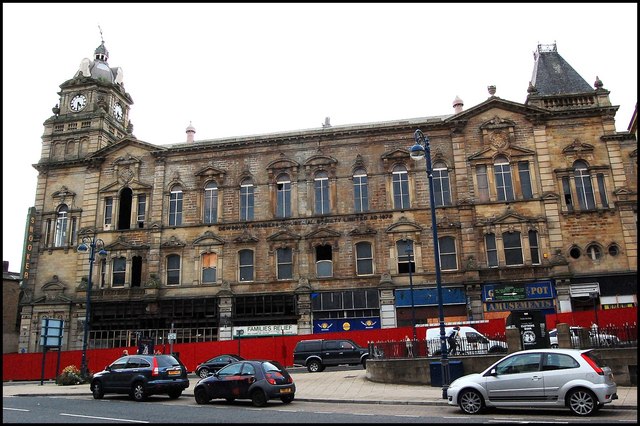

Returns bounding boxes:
[70,94,87,112]
[113,102,124,121]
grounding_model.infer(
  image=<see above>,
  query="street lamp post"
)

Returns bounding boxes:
[405,247,418,343]
[77,234,107,378]
[410,129,450,399]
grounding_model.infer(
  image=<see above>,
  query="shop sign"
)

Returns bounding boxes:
[313,317,380,333]
[233,324,298,337]
[483,280,555,301]
[485,299,555,312]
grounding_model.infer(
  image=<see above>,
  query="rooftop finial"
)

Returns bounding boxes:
[98,24,104,44]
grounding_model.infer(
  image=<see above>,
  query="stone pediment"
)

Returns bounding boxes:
[51,186,76,200]
[233,230,259,244]
[195,165,227,179]
[381,149,409,162]
[541,192,560,201]
[468,144,535,161]
[267,156,300,170]
[99,179,152,193]
[90,137,165,159]
[160,236,186,247]
[386,217,423,233]
[479,115,517,131]
[267,230,302,242]
[562,139,594,155]
[193,231,225,246]
[40,276,73,302]
[348,223,377,236]
[105,236,150,251]
[477,209,545,226]
[304,228,342,240]
[304,155,338,168]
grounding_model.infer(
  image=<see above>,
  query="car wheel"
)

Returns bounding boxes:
[567,388,598,416]
[91,381,104,399]
[307,360,322,373]
[251,389,267,407]
[281,395,294,404]
[131,382,147,402]
[198,368,210,379]
[168,390,182,399]
[459,389,484,414]
[194,387,210,405]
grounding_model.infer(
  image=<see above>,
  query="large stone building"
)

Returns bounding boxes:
[17,42,636,353]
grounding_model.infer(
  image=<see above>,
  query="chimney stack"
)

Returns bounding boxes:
[186,122,196,143]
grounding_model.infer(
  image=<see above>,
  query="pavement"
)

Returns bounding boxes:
[3,369,636,410]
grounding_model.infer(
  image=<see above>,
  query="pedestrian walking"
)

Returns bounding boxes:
[447,326,460,355]
[405,335,414,357]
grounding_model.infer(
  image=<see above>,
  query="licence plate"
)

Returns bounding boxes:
[168,370,180,375]
[280,388,292,394]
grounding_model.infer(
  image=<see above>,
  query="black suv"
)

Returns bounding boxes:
[293,339,368,372]
[90,354,189,401]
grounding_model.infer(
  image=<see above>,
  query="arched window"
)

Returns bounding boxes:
[353,168,369,213]
[166,254,181,285]
[315,244,333,278]
[239,249,254,282]
[112,257,127,287]
[54,204,68,247]
[494,156,514,201]
[204,181,218,224]
[314,171,330,215]
[392,165,410,209]
[433,162,451,206]
[169,185,183,226]
[574,160,595,210]
[239,178,254,221]
[355,242,373,275]
[276,174,291,218]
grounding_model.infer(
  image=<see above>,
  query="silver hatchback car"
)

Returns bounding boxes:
[447,348,617,416]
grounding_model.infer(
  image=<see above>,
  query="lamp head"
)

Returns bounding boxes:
[410,143,425,161]
[77,243,89,253]
[97,249,108,258]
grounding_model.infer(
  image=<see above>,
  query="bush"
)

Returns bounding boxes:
[56,365,84,386]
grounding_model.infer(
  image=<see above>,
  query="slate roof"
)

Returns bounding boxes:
[531,45,592,95]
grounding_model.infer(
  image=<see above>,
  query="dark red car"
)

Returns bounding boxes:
[193,360,295,407]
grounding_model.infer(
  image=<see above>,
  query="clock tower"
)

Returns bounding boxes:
[40,40,134,163]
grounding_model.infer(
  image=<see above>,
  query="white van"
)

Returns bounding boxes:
[425,325,507,355]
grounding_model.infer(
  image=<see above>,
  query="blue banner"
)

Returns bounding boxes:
[313,317,380,333]
[395,287,466,307]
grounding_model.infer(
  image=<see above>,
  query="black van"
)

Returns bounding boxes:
[292,339,368,372]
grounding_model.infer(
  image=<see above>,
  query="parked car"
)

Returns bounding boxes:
[293,338,368,372]
[90,354,189,402]
[447,348,617,416]
[195,354,245,378]
[425,326,507,355]
[194,360,295,407]
[549,327,621,348]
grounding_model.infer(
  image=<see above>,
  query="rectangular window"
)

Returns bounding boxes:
[167,254,181,285]
[315,245,333,278]
[503,232,523,266]
[433,168,451,206]
[355,242,373,275]
[314,173,330,215]
[276,180,292,218]
[202,253,217,283]
[562,176,573,211]
[240,183,254,221]
[575,170,595,210]
[204,184,218,224]
[518,161,533,199]
[495,163,515,201]
[277,248,293,280]
[439,237,458,270]
[528,230,540,265]
[71,217,77,245]
[137,195,146,228]
[596,173,608,208]
[44,219,52,247]
[353,173,369,212]
[485,234,498,267]
[112,257,126,287]
[100,258,107,288]
[476,165,489,202]
[392,169,410,209]
[239,250,254,282]
[169,189,183,226]
[396,240,415,274]
[104,197,113,226]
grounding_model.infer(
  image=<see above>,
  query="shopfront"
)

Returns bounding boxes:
[482,280,557,321]
[395,286,468,325]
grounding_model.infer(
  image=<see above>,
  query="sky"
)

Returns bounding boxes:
[2,3,637,274]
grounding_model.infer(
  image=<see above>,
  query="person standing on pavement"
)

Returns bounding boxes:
[405,335,414,357]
